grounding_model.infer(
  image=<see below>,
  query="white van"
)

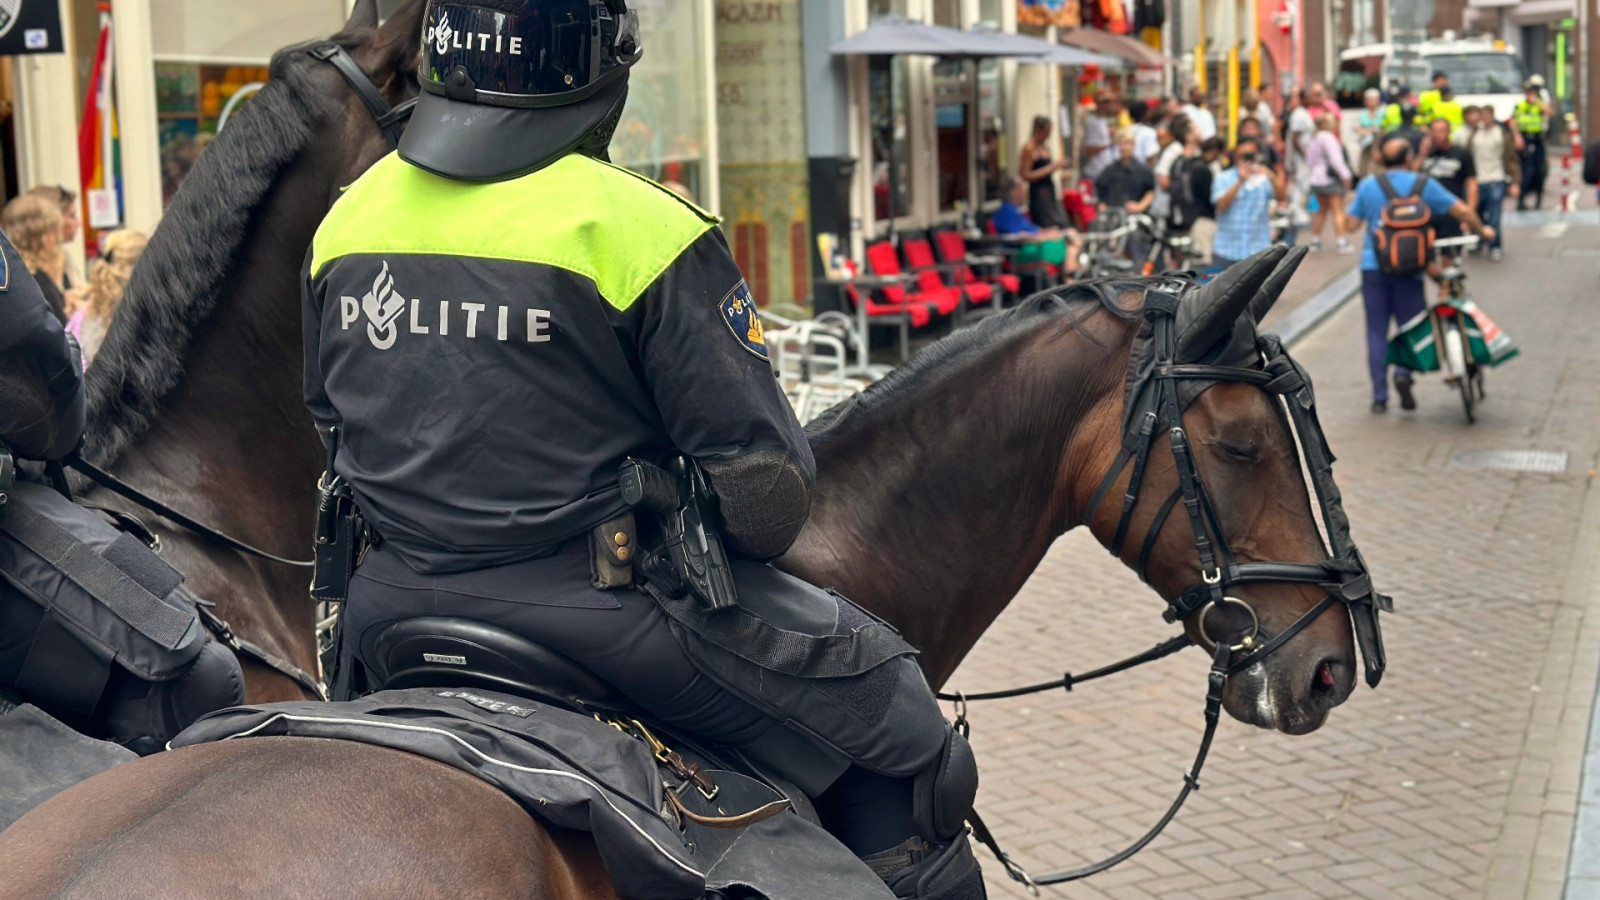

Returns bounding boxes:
[1338,37,1527,120]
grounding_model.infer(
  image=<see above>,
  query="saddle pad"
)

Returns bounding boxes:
[0,703,136,830]
[172,688,892,900]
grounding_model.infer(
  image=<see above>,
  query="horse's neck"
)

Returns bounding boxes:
[95,161,333,694]
[782,317,1129,687]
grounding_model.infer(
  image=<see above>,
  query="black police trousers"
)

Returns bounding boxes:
[333,545,926,858]
[1520,136,1547,208]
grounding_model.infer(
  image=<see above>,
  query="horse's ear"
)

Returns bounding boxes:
[1247,245,1310,323]
[1177,245,1287,360]
[375,0,427,73]
[346,0,380,30]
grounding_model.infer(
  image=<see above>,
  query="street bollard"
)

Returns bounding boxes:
[1561,113,1582,212]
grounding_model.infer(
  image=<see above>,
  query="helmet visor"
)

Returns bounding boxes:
[421,2,640,107]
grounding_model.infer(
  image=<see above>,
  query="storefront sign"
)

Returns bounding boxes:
[0,0,63,56]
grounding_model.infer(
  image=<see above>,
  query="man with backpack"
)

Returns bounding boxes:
[1345,136,1495,414]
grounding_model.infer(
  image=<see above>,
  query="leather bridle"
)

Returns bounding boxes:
[948,274,1391,889]
[308,42,417,149]
[1082,285,1390,685]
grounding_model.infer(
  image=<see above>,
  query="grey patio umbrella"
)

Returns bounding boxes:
[830,15,1048,59]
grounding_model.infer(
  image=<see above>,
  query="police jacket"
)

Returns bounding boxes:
[0,231,84,461]
[304,153,815,575]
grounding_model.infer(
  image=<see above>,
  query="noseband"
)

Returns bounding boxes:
[309,42,417,149]
[1083,286,1391,684]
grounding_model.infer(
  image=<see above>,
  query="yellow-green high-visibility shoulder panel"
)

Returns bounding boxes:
[311,152,718,311]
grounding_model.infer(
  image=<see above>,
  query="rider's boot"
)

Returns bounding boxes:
[825,725,985,899]
[864,833,987,900]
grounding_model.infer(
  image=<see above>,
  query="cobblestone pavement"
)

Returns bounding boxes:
[950,213,1600,899]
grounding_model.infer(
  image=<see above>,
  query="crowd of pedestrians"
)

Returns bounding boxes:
[992,74,1550,417]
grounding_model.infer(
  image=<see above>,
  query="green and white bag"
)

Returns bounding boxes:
[1386,298,1519,372]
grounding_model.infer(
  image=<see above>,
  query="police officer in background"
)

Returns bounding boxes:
[0,229,84,464]
[1416,71,1449,125]
[1515,77,1553,210]
[303,2,982,897]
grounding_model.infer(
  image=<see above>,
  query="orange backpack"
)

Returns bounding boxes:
[1372,173,1435,276]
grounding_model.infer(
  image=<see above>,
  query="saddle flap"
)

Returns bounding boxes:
[369,616,629,713]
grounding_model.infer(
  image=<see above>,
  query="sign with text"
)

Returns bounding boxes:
[0,0,62,56]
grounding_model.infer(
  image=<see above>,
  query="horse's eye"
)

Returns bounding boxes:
[1217,441,1260,463]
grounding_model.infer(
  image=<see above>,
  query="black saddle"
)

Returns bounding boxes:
[368,617,629,713]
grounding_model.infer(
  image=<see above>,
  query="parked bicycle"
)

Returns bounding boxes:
[1079,213,1198,279]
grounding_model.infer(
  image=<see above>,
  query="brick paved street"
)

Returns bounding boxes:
[949,213,1600,899]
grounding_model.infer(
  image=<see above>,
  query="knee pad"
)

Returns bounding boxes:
[913,725,978,843]
[100,639,245,755]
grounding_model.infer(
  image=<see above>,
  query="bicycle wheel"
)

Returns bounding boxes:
[1443,322,1474,422]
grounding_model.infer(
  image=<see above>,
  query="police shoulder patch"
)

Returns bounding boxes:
[719,282,769,361]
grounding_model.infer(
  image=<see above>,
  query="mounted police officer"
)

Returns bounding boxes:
[304,2,983,896]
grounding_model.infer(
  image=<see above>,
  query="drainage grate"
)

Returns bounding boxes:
[1448,449,1570,474]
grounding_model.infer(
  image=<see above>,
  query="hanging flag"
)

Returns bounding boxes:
[77,3,121,243]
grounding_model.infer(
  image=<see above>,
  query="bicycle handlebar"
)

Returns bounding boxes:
[1434,235,1481,248]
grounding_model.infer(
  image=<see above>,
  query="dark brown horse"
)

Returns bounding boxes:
[0,247,1362,896]
[71,0,424,704]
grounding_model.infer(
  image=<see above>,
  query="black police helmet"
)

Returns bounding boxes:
[400,0,643,182]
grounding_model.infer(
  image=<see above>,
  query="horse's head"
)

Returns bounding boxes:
[271,0,426,198]
[1078,247,1384,735]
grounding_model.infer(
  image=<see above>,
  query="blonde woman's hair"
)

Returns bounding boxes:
[86,229,147,323]
[1,194,65,286]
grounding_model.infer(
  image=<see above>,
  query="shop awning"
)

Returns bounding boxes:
[967,26,1127,69]
[1510,0,1575,24]
[831,15,1049,58]
[1058,28,1170,68]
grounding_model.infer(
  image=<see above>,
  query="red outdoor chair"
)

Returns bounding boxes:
[932,230,1020,308]
[863,241,962,318]
[901,235,994,318]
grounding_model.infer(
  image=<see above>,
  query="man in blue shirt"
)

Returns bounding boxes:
[1345,136,1495,412]
[1211,137,1286,266]
[992,176,1076,274]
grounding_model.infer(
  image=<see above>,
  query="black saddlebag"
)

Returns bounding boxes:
[0,480,244,754]
[172,687,894,900]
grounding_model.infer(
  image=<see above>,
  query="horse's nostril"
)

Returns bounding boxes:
[1308,659,1339,701]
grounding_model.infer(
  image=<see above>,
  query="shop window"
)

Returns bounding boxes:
[977,0,1006,27]
[933,57,973,213]
[869,55,914,222]
[932,0,963,26]
[978,59,1004,203]
[869,0,909,19]
[612,2,711,205]
[150,0,347,206]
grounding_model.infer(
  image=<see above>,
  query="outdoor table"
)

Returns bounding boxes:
[816,273,915,369]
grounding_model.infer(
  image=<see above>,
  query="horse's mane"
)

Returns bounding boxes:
[806,278,1146,445]
[79,36,362,466]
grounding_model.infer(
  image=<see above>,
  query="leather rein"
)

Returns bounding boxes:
[52,43,418,701]
[942,284,1391,890]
